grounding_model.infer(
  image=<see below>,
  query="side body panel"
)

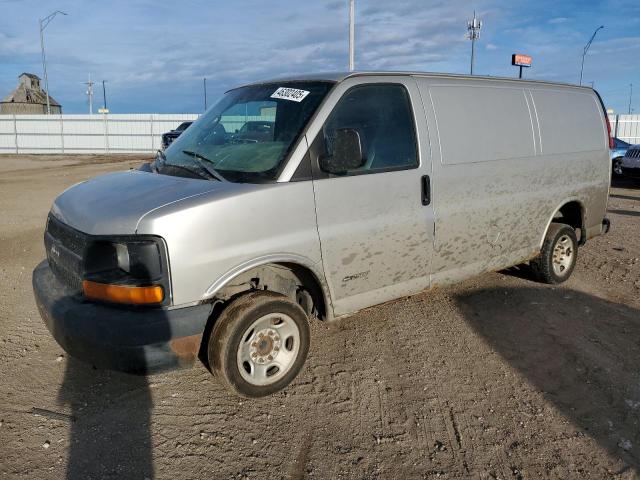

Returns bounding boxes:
[416,76,609,287]
[308,76,435,316]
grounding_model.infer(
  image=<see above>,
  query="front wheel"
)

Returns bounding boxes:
[531,223,578,284]
[208,291,310,398]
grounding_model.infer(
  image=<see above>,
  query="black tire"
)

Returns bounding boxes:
[531,223,578,284]
[612,157,623,176]
[208,291,310,398]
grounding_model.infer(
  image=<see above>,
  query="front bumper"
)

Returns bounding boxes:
[32,260,213,374]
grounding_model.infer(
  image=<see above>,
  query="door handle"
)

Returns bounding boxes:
[421,175,431,206]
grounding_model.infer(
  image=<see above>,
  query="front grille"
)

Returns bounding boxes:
[627,149,640,159]
[46,214,86,255]
[45,214,87,292]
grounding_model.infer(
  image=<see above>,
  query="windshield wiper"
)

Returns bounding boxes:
[165,163,211,180]
[182,150,225,181]
[153,150,212,180]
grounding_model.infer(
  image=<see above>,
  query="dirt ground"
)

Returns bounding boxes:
[0,154,638,479]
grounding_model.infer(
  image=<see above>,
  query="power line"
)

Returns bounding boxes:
[83,73,94,114]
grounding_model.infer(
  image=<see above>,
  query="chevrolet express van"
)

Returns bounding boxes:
[33,72,612,397]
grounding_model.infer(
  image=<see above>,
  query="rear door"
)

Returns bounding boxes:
[307,76,434,316]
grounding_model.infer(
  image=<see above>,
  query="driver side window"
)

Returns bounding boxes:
[321,84,418,175]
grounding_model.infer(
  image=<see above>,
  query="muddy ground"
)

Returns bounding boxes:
[0,154,638,479]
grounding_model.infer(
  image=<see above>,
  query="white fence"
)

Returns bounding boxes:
[609,114,640,145]
[0,114,198,154]
[1,113,639,154]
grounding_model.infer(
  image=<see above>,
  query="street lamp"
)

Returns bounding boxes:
[39,10,67,114]
[579,25,603,86]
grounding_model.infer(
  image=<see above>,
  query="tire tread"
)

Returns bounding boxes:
[531,223,577,284]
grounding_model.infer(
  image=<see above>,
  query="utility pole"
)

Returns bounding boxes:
[348,0,355,71]
[579,25,604,86]
[204,78,207,110]
[39,10,67,114]
[629,83,633,115]
[102,80,107,111]
[84,74,94,114]
[467,11,482,75]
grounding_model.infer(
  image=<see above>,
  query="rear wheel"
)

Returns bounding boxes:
[531,223,578,284]
[208,291,310,398]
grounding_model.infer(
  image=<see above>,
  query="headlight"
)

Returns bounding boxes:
[82,237,170,306]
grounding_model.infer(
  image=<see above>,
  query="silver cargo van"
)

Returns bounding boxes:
[33,72,612,397]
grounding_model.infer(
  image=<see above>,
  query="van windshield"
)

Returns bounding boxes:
[162,81,333,182]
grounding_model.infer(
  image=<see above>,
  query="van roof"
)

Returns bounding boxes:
[239,71,591,91]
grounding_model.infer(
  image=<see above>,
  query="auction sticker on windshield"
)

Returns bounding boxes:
[271,87,310,102]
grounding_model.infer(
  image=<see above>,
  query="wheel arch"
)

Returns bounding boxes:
[540,199,586,248]
[203,254,333,321]
[197,255,332,371]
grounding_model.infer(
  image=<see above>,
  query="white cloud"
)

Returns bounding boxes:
[0,31,40,56]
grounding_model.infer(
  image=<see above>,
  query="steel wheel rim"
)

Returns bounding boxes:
[236,312,300,386]
[552,234,574,277]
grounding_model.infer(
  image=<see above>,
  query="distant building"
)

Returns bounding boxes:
[0,73,62,114]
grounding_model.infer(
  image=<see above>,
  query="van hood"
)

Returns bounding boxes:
[51,170,228,235]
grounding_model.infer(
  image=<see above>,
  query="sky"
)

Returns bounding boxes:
[1,0,639,114]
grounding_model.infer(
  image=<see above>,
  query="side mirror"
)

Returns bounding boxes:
[320,128,365,174]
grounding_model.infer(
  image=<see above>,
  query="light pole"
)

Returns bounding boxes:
[39,10,67,114]
[84,73,94,114]
[204,78,207,110]
[348,0,355,71]
[467,11,482,75]
[579,25,603,86]
[102,80,108,111]
[629,83,633,115]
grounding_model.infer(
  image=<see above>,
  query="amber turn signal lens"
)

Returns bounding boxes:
[82,280,164,305]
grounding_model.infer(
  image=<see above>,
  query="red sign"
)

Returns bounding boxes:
[512,54,532,67]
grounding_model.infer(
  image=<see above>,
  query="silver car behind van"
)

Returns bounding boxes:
[33,72,611,397]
